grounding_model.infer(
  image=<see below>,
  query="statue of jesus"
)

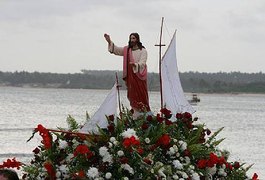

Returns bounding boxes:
[104,33,151,118]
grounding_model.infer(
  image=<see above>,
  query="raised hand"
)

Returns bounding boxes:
[104,33,111,44]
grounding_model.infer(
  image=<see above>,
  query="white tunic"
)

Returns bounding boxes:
[108,41,147,73]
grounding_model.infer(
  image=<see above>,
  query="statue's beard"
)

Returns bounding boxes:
[129,41,137,47]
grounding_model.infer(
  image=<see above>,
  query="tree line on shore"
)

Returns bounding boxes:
[0,70,265,93]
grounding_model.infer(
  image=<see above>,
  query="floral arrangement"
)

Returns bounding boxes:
[0,107,259,180]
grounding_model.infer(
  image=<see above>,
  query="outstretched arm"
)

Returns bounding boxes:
[104,33,124,56]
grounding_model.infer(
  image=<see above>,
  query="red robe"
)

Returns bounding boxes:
[122,47,150,112]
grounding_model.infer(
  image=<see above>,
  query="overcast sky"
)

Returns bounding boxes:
[0,0,264,73]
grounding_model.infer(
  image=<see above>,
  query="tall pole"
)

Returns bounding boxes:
[155,17,166,109]
[115,72,122,117]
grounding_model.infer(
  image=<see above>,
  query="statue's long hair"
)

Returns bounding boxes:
[128,33,145,50]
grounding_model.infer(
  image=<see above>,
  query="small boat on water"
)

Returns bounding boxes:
[188,93,200,104]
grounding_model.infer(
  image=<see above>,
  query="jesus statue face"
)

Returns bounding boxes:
[129,35,138,47]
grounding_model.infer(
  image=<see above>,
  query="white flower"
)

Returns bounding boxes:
[110,137,116,142]
[108,142,113,148]
[99,146,108,157]
[185,156,191,164]
[218,168,227,176]
[87,167,99,178]
[158,167,166,178]
[58,140,68,149]
[105,172,112,179]
[113,140,119,145]
[65,153,74,162]
[99,146,113,164]
[179,141,187,151]
[56,171,61,178]
[121,128,138,139]
[145,138,150,144]
[173,138,178,143]
[121,164,134,174]
[181,172,188,179]
[173,145,178,151]
[172,174,179,179]
[102,154,113,164]
[168,147,175,156]
[117,150,124,157]
[191,172,200,180]
[206,165,217,175]
[123,177,129,180]
[173,160,183,170]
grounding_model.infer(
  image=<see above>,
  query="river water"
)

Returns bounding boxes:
[0,87,264,178]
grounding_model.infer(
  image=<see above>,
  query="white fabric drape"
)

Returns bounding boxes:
[161,31,195,114]
[80,83,118,133]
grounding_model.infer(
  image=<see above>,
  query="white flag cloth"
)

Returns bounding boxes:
[161,31,195,114]
[80,83,118,133]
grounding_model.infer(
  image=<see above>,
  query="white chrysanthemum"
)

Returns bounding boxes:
[87,167,99,178]
[56,171,61,178]
[99,146,108,157]
[173,160,183,169]
[121,164,134,174]
[158,167,166,178]
[123,177,129,180]
[189,165,195,170]
[145,138,150,144]
[191,172,200,180]
[185,156,190,164]
[65,153,74,162]
[117,150,124,157]
[218,168,227,176]
[105,172,112,179]
[172,174,179,179]
[173,138,178,143]
[178,140,187,151]
[121,128,138,139]
[181,172,188,179]
[173,145,178,151]
[206,165,217,175]
[113,140,119,145]
[103,154,113,164]
[108,142,113,148]
[58,140,68,149]
[168,147,175,156]
[110,137,116,142]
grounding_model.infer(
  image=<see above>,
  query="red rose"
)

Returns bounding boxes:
[122,136,140,149]
[32,147,40,154]
[218,156,226,165]
[197,159,207,169]
[176,113,183,119]
[184,149,191,157]
[146,115,153,122]
[137,148,144,155]
[141,123,149,130]
[160,108,172,119]
[74,144,93,159]
[156,114,164,123]
[120,157,129,164]
[107,124,115,133]
[184,112,192,119]
[233,161,240,169]
[165,119,173,125]
[157,134,171,147]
